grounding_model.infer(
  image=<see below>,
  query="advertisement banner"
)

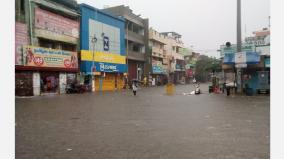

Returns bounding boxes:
[23,46,78,69]
[15,22,29,65]
[34,8,79,42]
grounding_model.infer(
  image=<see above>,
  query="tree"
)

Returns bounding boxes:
[195,55,221,82]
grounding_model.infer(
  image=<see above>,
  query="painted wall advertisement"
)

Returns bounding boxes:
[15,22,29,65]
[23,46,78,69]
[34,8,79,43]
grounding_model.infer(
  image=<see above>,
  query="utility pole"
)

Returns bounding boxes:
[236,0,242,93]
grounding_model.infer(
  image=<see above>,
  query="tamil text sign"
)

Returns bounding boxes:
[34,8,79,43]
[23,46,78,68]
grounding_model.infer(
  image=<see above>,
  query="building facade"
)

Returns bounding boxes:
[15,0,80,96]
[80,4,127,91]
[149,28,168,85]
[161,32,185,84]
[221,28,270,95]
[103,5,150,83]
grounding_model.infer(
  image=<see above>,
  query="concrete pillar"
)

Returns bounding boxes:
[33,72,40,96]
[59,73,67,94]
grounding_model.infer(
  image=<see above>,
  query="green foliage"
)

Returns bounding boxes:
[195,55,221,82]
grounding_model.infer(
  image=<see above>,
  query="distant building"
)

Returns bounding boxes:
[161,32,185,84]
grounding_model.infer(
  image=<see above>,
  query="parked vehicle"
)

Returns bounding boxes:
[66,83,87,94]
[195,84,201,94]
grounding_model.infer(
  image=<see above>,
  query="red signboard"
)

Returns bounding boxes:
[35,8,79,38]
[15,22,29,65]
[186,69,193,77]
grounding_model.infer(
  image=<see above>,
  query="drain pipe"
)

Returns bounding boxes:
[28,0,33,45]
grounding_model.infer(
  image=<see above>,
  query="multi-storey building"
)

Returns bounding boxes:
[149,28,168,85]
[102,5,150,83]
[79,4,127,91]
[15,0,80,96]
[161,32,185,84]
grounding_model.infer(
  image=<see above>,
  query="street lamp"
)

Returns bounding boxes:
[91,35,97,92]
[126,14,141,80]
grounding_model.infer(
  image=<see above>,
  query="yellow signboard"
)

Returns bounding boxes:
[81,50,126,64]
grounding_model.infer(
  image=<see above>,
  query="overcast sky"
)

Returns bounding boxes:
[77,0,270,58]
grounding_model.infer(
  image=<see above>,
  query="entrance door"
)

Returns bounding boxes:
[15,72,33,96]
[40,72,59,94]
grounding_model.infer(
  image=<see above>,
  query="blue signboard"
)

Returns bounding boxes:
[265,58,270,68]
[246,52,260,64]
[152,66,163,74]
[176,64,181,70]
[223,52,260,64]
[223,53,235,64]
[80,61,127,74]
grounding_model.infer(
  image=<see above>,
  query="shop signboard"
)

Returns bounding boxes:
[81,50,126,64]
[223,53,235,64]
[15,22,29,65]
[34,8,79,43]
[89,19,121,54]
[152,66,163,74]
[23,46,78,69]
[265,58,270,68]
[246,52,260,64]
[176,64,182,71]
[95,62,126,73]
[220,44,255,57]
[235,52,246,64]
[256,45,270,55]
[235,63,247,68]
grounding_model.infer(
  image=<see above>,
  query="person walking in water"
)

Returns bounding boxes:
[132,81,138,96]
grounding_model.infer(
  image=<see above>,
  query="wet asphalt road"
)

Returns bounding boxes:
[16,83,270,159]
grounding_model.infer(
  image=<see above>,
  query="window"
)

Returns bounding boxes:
[20,0,25,15]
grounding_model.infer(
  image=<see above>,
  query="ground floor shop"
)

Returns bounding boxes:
[242,68,270,95]
[15,70,78,96]
[128,60,144,82]
[150,74,168,86]
[82,72,125,92]
[172,71,186,84]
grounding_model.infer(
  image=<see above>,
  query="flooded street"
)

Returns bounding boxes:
[16,84,270,159]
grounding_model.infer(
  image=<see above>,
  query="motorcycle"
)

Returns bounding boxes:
[195,84,201,94]
[66,83,87,94]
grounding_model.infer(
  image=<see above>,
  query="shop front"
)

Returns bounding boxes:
[152,61,167,85]
[80,51,127,91]
[19,45,78,95]
[79,4,126,91]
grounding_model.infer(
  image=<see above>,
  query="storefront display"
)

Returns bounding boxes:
[40,72,59,93]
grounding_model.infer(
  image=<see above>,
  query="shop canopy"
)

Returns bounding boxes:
[223,52,260,64]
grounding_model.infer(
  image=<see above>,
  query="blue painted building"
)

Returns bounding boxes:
[80,4,127,91]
